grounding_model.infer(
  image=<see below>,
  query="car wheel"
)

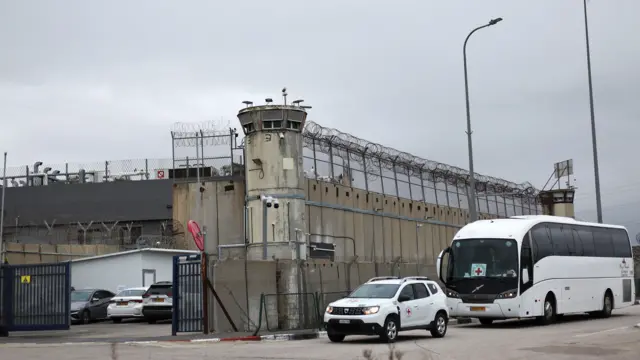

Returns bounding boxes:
[479,318,494,326]
[380,315,399,343]
[327,333,345,343]
[112,318,122,323]
[82,310,91,325]
[430,312,447,338]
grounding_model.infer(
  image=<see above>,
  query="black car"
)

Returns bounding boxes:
[70,288,115,324]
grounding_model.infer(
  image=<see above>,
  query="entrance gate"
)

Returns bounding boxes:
[171,253,203,335]
[0,262,71,331]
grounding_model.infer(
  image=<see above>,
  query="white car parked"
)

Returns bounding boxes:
[107,287,148,323]
[323,276,449,343]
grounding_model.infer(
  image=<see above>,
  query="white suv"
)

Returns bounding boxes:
[323,276,449,343]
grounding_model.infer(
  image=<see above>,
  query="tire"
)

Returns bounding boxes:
[327,333,345,343]
[112,318,122,323]
[479,318,494,326]
[430,312,448,338]
[598,292,613,318]
[537,295,556,325]
[81,310,91,325]
[379,315,399,343]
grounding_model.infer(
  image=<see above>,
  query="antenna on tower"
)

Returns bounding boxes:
[292,99,304,106]
[282,87,288,105]
[242,100,253,108]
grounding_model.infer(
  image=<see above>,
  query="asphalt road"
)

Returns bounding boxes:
[2,306,640,360]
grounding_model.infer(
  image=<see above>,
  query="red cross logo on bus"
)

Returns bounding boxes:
[475,267,483,276]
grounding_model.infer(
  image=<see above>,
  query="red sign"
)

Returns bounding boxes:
[157,170,165,179]
[475,267,483,276]
[187,220,204,252]
[406,307,412,316]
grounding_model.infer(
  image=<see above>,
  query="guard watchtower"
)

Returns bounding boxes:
[237,89,310,260]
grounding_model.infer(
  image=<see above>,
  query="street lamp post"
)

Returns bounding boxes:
[582,0,603,223]
[464,17,503,222]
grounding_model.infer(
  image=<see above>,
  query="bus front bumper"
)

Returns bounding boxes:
[447,298,521,319]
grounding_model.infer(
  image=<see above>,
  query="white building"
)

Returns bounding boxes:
[70,248,199,293]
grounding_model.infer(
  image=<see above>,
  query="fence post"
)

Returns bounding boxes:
[252,293,265,336]
[171,255,178,336]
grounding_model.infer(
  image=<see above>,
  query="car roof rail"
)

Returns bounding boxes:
[367,276,399,283]
[402,276,430,283]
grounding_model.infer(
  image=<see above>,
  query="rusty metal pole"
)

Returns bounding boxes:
[201,228,210,334]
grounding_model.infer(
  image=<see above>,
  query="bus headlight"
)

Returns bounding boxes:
[362,306,380,315]
[326,306,333,314]
[445,289,460,298]
[496,289,517,299]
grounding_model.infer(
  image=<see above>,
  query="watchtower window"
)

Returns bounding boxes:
[243,123,255,133]
[287,120,301,130]
[263,120,283,129]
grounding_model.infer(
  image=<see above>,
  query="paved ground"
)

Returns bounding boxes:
[2,306,640,359]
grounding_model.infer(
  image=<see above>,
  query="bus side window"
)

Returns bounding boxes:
[520,234,534,294]
[575,227,595,257]
[593,228,614,257]
[611,229,632,258]
[531,224,553,262]
[548,224,573,256]
[570,227,584,256]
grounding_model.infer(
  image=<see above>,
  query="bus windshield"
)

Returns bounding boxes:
[448,238,519,281]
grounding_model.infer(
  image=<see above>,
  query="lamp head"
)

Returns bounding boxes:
[488,18,503,26]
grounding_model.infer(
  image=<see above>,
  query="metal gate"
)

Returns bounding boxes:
[172,253,203,335]
[0,262,71,331]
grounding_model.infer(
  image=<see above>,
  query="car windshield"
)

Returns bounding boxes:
[116,289,146,297]
[447,238,519,281]
[347,284,400,299]
[71,290,92,302]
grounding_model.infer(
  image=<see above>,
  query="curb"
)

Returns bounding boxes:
[124,332,326,345]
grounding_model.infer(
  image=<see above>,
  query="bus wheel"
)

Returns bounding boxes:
[537,294,556,325]
[598,291,613,318]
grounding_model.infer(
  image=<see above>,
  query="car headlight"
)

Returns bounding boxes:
[496,289,518,299]
[445,289,460,298]
[326,306,333,314]
[362,306,380,315]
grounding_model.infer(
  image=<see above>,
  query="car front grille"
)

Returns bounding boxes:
[332,307,364,316]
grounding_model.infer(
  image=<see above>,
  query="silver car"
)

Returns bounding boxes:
[70,288,115,324]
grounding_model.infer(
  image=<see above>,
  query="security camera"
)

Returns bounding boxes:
[279,132,285,139]
[273,199,280,209]
[261,195,274,207]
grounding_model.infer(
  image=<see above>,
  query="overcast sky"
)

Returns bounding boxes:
[1,1,639,234]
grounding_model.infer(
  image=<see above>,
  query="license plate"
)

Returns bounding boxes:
[470,306,486,312]
[117,302,127,306]
[339,319,350,324]
[153,298,164,303]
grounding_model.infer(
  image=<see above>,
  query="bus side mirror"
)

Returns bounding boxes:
[437,247,450,284]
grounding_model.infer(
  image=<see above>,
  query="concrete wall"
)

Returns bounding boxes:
[172,180,245,253]
[304,179,496,264]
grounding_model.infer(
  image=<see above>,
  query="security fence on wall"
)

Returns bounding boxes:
[1,120,540,217]
[302,121,541,218]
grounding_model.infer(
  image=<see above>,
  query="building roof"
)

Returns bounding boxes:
[71,247,199,263]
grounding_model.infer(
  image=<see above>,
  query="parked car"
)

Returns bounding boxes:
[70,288,115,324]
[323,276,449,343]
[107,287,148,323]
[142,281,173,324]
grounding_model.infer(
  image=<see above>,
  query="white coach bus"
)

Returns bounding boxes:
[437,215,635,325]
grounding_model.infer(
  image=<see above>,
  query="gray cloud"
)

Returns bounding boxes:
[1,0,639,229]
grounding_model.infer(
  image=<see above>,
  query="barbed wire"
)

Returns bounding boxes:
[302,120,538,201]
[171,120,235,147]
